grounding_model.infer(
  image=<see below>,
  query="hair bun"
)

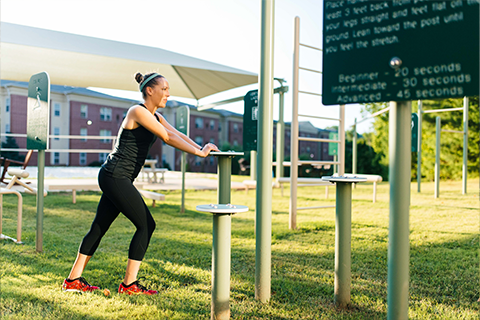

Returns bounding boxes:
[134,72,144,84]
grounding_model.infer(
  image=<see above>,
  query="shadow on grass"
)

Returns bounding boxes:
[1,290,105,320]
[1,190,478,319]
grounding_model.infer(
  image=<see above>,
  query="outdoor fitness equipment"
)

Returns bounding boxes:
[0,168,47,244]
[290,16,345,230]
[322,175,366,308]
[196,204,248,320]
[202,151,245,320]
[418,97,469,196]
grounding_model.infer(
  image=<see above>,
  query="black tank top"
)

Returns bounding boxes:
[102,104,159,180]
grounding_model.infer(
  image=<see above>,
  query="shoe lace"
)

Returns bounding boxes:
[133,277,150,292]
[78,277,92,287]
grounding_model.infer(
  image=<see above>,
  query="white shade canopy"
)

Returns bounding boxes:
[0,22,258,100]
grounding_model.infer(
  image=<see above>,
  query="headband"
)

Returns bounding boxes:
[139,73,160,92]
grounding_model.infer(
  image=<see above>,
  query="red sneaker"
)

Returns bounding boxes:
[118,279,158,295]
[62,277,99,293]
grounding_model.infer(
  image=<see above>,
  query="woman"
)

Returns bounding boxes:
[62,72,219,295]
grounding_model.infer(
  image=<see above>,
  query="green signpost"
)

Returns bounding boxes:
[176,105,190,213]
[26,72,50,253]
[411,113,418,152]
[243,90,258,152]
[328,132,338,156]
[323,1,479,318]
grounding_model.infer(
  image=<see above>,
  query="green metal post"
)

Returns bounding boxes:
[387,101,411,320]
[211,155,232,320]
[180,152,186,213]
[250,150,257,180]
[217,156,232,204]
[435,117,441,199]
[255,0,274,303]
[417,100,422,193]
[275,90,285,184]
[36,149,45,252]
[462,97,468,194]
[352,118,357,175]
[335,182,352,308]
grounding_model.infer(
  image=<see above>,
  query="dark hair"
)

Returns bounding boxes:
[135,72,164,98]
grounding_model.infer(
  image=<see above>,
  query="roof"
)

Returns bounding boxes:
[1,22,258,99]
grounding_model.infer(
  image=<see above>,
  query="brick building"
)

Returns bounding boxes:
[1,80,333,173]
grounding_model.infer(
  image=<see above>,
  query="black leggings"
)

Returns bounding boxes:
[79,168,156,261]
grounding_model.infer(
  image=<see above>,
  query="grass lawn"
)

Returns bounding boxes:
[1,177,478,319]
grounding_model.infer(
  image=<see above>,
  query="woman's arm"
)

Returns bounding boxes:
[126,106,218,157]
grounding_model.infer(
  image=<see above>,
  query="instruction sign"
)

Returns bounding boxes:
[176,105,190,135]
[27,72,50,150]
[243,90,258,151]
[322,0,479,105]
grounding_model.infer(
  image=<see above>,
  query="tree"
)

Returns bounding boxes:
[362,97,479,181]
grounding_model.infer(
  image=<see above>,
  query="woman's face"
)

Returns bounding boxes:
[150,77,170,108]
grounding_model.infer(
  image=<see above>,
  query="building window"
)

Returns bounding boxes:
[54,152,60,165]
[210,138,215,144]
[233,139,238,147]
[80,128,87,141]
[79,153,87,165]
[99,153,108,162]
[6,98,10,112]
[100,107,112,121]
[209,156,214,165]
[54,103,61,116]
[195,156,202,166]
[218,122,222,131]
[195,136,203,146]
[233,123,239,133]
[54,127,60,140]
[100,129,112,143]
[209,120,215,130]
[80,104,88,119]
[5,124,10,133]
[195,117,204,129]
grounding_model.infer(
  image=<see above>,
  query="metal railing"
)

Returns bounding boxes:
[289,16,345,229]
[0,133,117,155]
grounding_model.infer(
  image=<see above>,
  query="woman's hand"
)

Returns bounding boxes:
[199,143,220,157]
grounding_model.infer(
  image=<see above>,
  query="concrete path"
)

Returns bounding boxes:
[14,167,246,192]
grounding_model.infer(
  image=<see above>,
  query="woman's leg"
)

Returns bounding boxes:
[124,258,142,285]
[68,253,92,280]
[102,179,156,263]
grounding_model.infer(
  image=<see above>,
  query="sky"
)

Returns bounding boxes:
[0,0,373,133]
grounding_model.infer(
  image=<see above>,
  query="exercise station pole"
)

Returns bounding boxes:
[256,0,275,303]
[387,100,411,320]
[462,96,469,194]
[322,176,366,308]
[435,117,441,199]
[209,151,243,320]
[417,100,422,193]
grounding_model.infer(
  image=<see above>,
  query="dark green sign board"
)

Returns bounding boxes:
[411,113,418,152]
[322,1,479,105]
[176,105,190,135]
[27,72,50,150]
[328,132,338,156]
[243,90,258,152]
